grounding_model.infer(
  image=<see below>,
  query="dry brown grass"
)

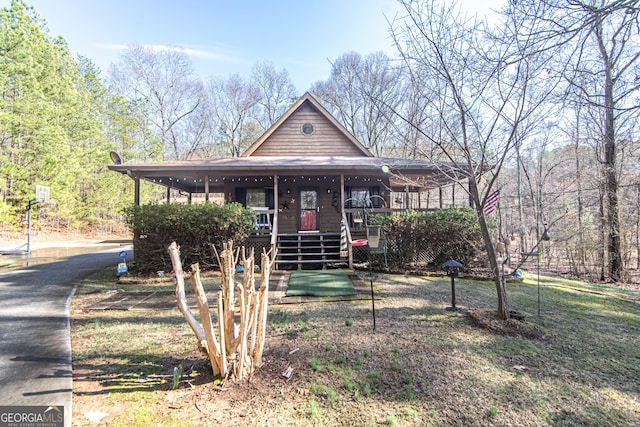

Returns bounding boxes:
[70,270,640,426]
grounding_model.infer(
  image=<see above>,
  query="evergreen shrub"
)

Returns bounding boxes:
[125,202,255,274]
[371,208,483,269]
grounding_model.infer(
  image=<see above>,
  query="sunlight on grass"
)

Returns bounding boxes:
[71,268,640,426]
[605,310,640,322]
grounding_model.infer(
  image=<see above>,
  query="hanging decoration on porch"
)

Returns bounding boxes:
[332,192,340,212]
[352,210,364,224]
[280,198,292,210]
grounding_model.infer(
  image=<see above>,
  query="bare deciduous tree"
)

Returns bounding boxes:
[251,61,298,131]
[311,51,402,156]
[567,0,639,281]
[390,0,559,319]
[207,74,261,157]
[514,0,640,281]
[109,44,205,160]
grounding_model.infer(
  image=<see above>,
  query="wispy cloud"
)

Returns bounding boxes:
[97,43,245,64]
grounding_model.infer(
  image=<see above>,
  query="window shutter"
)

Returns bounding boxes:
[371,186,381,208]
[266,188,274,209]
[235,187,246,205]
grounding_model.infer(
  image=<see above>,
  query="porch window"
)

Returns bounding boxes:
[246,188,266,208]
[240,188,275,234]
[235,187,274,209]
[345,185,382,231]
[345,186,381,208]
[349,187,371,208]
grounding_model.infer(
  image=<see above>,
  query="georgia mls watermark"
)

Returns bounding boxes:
[0,406,64,427]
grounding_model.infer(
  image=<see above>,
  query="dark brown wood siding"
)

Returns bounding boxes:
[276,178,343,233]
[226,175,391,234]
[250,103,366,157]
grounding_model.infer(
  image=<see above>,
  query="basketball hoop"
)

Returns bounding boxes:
[35,185,50,203]
[25,185,51,254]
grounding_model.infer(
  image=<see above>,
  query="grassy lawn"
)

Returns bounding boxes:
[70,269,640,426]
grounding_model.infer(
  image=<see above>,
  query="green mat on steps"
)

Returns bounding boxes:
[286,269,357,297]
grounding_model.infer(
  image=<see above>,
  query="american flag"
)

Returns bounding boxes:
[483,187,501,215]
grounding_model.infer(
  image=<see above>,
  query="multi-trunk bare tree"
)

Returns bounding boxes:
[388,0,561,319]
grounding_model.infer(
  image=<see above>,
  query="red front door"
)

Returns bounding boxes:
[299,189,318,231]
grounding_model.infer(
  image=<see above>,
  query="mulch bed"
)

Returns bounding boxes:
[465,308,546,339]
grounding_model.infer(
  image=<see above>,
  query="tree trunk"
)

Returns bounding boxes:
[599,190,606,282]
[469,179,509,320]
[604,103,622,281]
[479,213,509,320]
[190,264,222,376]
[597,12,623,282]
[168,242,207,353]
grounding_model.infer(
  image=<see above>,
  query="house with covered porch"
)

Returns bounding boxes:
[109,93,470,269]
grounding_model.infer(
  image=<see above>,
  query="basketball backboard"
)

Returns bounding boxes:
[35,185,50,203]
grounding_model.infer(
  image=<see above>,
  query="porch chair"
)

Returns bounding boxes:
[253,207,272,234]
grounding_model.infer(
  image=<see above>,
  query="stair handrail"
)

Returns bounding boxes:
[341,211,354,268]
[270,207,278,254]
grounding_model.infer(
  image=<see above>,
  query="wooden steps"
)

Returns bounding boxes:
[275,232,345,270]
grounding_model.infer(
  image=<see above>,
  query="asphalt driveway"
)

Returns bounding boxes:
[0,244,130,427]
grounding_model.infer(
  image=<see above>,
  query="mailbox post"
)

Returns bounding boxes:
[352,237,376,331]
[442,259,463,312]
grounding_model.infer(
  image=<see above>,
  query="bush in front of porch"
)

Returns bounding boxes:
[125,202,255,274]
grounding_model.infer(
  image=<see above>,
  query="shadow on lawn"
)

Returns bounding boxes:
[72,352,213,396]
[72,271,640,425]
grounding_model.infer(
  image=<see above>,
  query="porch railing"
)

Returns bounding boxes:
[250,207,278,255]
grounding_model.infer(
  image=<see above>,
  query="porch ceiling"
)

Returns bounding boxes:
[108,156,470,193]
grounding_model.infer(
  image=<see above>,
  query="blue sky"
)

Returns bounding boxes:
[2,0,503,92]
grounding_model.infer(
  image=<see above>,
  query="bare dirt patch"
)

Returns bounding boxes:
[465,308,546,339]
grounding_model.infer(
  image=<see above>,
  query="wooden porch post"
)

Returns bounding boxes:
[340,174,345,216]
[134,176,140,206]
[405,185,410,209]
[439,186,443,209]
[272,174,279,254]
[205,176,210,202]
[166,187,171,204]
[273,174,279,214]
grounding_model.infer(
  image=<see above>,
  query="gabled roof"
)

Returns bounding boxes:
[108,92,473,195]
[242,92,373,157]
